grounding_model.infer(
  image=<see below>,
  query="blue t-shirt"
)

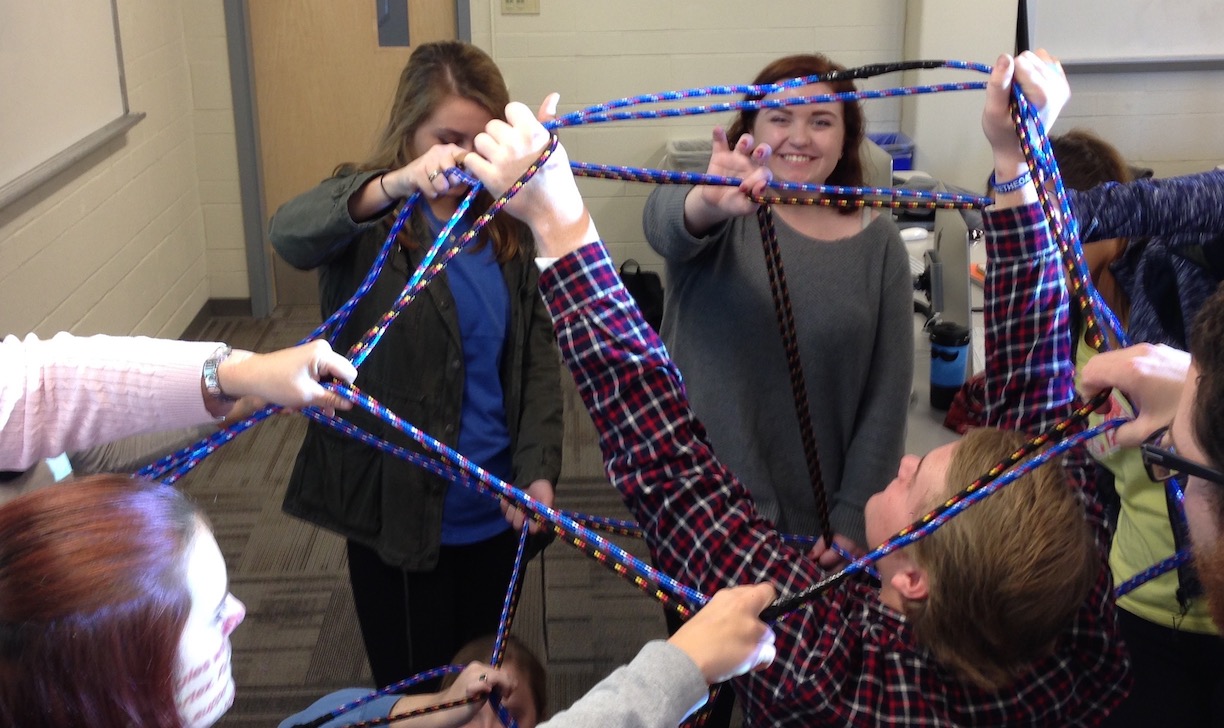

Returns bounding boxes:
[279,688,399,728]
[422,205,513,545]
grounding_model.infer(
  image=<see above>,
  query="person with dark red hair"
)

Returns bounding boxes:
[0,475,244,727]
[642,55,911,575]
[641,51,913,727]
[0,473,776,728]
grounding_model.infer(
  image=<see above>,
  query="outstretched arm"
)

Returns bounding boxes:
[0,334,356,470]
[681,126,773,236]
[978,52,1116,548]
[1071,170,1224,244]
[979,50,1076,435]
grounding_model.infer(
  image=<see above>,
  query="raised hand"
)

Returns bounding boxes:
[686,126,773,231]
[1079,343,1191,448]
[463,98,599,258]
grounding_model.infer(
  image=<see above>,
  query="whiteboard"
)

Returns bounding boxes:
[1029,0,1224,66]
[0,0,132,203]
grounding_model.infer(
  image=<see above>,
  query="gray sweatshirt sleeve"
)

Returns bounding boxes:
[643,184,730,262]
[538,641,709,728]
[68,424,217,475]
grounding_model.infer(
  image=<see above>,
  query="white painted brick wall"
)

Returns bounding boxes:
[0,0,214,338]
[184,0,247,300]
[1059,70,1224,178]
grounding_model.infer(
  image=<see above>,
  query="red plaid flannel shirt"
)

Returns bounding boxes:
[537,202,1127,726]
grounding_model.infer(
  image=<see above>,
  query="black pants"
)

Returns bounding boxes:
[1100,607,1224,727]
[346,529,522,692]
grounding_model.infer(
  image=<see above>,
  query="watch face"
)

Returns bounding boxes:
[204,346,233,400]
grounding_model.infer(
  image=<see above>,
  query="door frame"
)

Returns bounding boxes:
[221,0,472,317]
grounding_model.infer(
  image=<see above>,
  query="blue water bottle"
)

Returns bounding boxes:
[929,321,970,410]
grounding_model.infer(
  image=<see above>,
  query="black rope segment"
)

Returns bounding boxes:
[821,59,956,83]
[755,204,835,547]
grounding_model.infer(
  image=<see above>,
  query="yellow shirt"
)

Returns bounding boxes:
[1077,333,1219,634]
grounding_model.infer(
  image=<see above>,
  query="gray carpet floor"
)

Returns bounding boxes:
[181,305,669,727]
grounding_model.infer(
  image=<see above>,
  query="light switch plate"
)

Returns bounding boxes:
[502,0,540,14]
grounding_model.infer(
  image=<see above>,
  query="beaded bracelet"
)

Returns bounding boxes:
[989,170,1032,194]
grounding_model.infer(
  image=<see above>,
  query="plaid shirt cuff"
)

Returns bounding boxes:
[538,242,622,319]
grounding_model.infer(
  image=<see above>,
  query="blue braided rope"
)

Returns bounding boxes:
[336,383,710,608]
[550,82,986,128]
[1010,88,1130,353]
[347,183,484,369]
[136,62,1184,691]
[138,65,995,483]
[1114,550,1193,598]
[298,388,709,612]
[135,406,277,482]
[491,524,531,668]
[310,192,417,345]
[138,148,551,483]
[1167,474,1189,525]
[551,60,982,126]
[548,60,992,130]
[490,696,519,728]
[141,62,996,484]
[1006,81,1177,602]
[569,162,992,209]
[1110,476,1196,599]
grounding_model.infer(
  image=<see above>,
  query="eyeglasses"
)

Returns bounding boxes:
[1141,426,1224,485]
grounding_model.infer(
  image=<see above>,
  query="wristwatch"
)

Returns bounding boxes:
[202,345,237,403]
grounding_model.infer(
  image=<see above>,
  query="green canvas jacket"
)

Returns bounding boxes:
[270,171,563,569]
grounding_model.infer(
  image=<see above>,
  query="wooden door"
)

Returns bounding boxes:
[246,1,456,306]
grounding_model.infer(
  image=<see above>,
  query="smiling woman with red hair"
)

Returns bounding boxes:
[642,53,912,577]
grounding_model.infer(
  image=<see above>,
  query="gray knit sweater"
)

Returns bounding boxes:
[643,185,913,544]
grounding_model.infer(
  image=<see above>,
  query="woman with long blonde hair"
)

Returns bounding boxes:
[270,41,563,692]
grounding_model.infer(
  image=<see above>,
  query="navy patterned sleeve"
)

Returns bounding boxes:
[1071,170,1224,244]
